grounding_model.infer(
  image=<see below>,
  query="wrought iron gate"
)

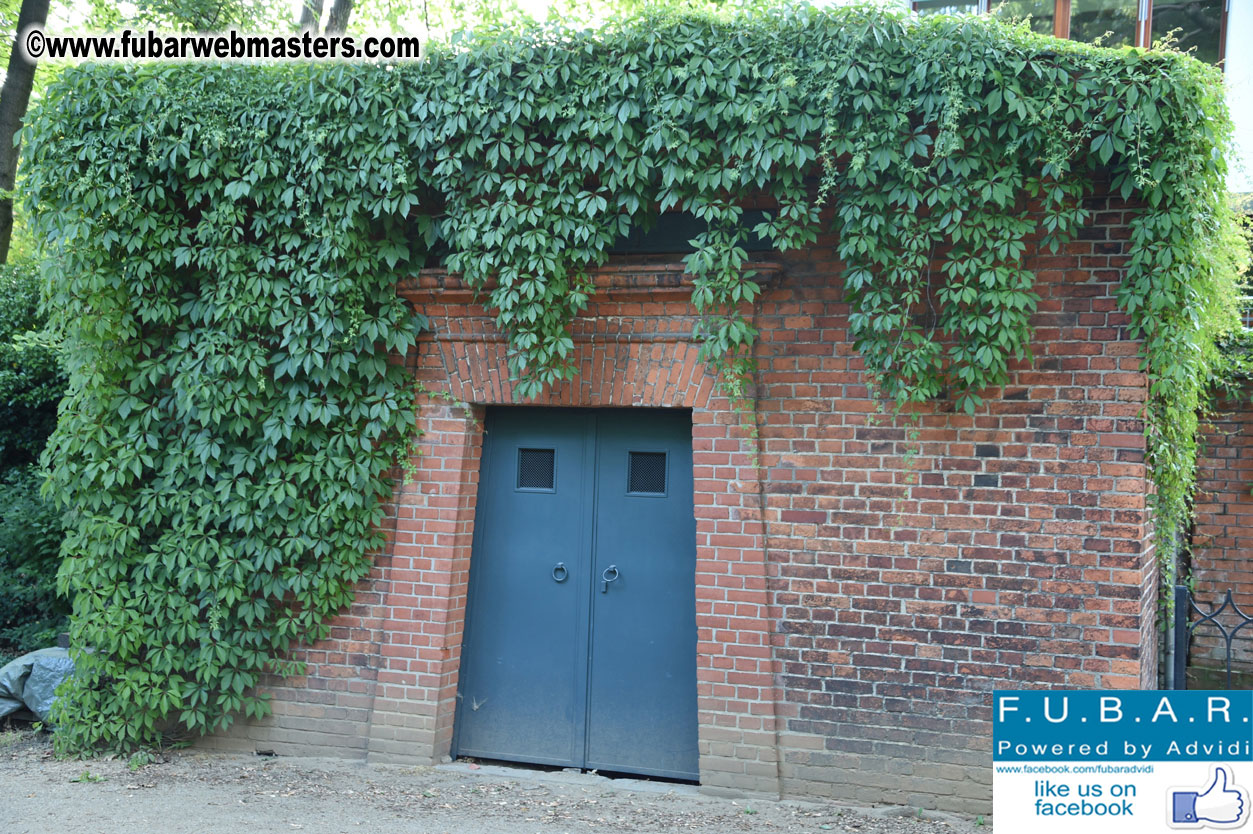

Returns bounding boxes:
[1172,585,1253,690]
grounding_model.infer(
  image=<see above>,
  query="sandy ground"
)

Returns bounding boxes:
[1,729,990,834]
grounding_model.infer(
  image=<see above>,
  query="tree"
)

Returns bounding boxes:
[0,0,48,264]
[325,0,353,33]
[124,0,286,31]
[300,0,353,33]
[299,0,324,29]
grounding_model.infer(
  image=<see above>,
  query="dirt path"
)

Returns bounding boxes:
[1,730,989,834]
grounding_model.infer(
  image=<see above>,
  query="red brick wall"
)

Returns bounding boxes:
[203,192,1157,815]
[755,196,1155,811]
[1189,386,1253,685]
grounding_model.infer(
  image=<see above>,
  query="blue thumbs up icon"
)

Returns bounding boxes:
[1170,766,1250,829]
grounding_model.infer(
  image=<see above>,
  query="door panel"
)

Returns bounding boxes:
[585,410,699,779]
[453,409,592,766]
[454,407,697,780]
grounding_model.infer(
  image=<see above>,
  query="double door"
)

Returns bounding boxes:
[453,407,698,780]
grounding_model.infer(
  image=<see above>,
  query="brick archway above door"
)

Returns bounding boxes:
[396,263,780,410]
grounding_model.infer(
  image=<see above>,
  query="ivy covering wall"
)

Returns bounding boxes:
[23,3,1245,753]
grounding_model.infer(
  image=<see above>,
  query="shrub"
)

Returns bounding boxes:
[0,263,64,469]
[0,262,67,667]
[0,466,67,666]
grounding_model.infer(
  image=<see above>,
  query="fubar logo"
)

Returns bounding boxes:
[994,692,1253,833]
[999,695,1242,724]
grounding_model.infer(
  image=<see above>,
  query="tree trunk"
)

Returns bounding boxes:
[325,0,353,34]
[299,0,324,31]
[0,0,51,264]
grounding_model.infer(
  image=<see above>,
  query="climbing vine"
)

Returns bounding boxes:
[23,3,1245,753]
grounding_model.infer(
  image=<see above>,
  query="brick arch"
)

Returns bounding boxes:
[429,339,717,409]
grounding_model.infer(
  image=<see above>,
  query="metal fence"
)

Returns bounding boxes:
[1172,585,1253,690]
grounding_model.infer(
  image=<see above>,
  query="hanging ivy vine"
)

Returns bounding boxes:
[23,3,1245,754]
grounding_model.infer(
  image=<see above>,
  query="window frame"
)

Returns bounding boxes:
[910,0,990,15]
[910,0,1229,62]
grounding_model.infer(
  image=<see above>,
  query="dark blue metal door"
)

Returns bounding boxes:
[584,409,698,779]
[454,408,698,780]
[453,409,593,766]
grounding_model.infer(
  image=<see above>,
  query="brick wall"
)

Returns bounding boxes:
[755,196,1155,811]
[1188,384,1253,686]
[202,192,1158,816]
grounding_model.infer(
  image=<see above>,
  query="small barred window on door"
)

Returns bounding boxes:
[517,448,555,490]
[628,451,667,495]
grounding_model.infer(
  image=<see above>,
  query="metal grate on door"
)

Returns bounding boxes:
[517,448,555,490]
[627,451,667,495]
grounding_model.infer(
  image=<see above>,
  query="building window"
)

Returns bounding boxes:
[990,0,1056,36]
[1070,0,1139,47]
[913,0,1228,65]
[1152,0,1226,65]
[915,0,986,14]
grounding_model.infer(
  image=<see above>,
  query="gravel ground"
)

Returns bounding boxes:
[1,728,990,834]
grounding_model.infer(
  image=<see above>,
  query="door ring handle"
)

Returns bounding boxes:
[601,564,619,593]
[552,562,568,583]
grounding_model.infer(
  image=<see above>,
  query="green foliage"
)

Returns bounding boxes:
[84,0,293,32]
[24,64,426,753]
[1214,327,1253,392]
[0,263,68,667]
[0,466,68,666]
[21,3,1244,753]
[70,768,106,782]
[0,263,65,467]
